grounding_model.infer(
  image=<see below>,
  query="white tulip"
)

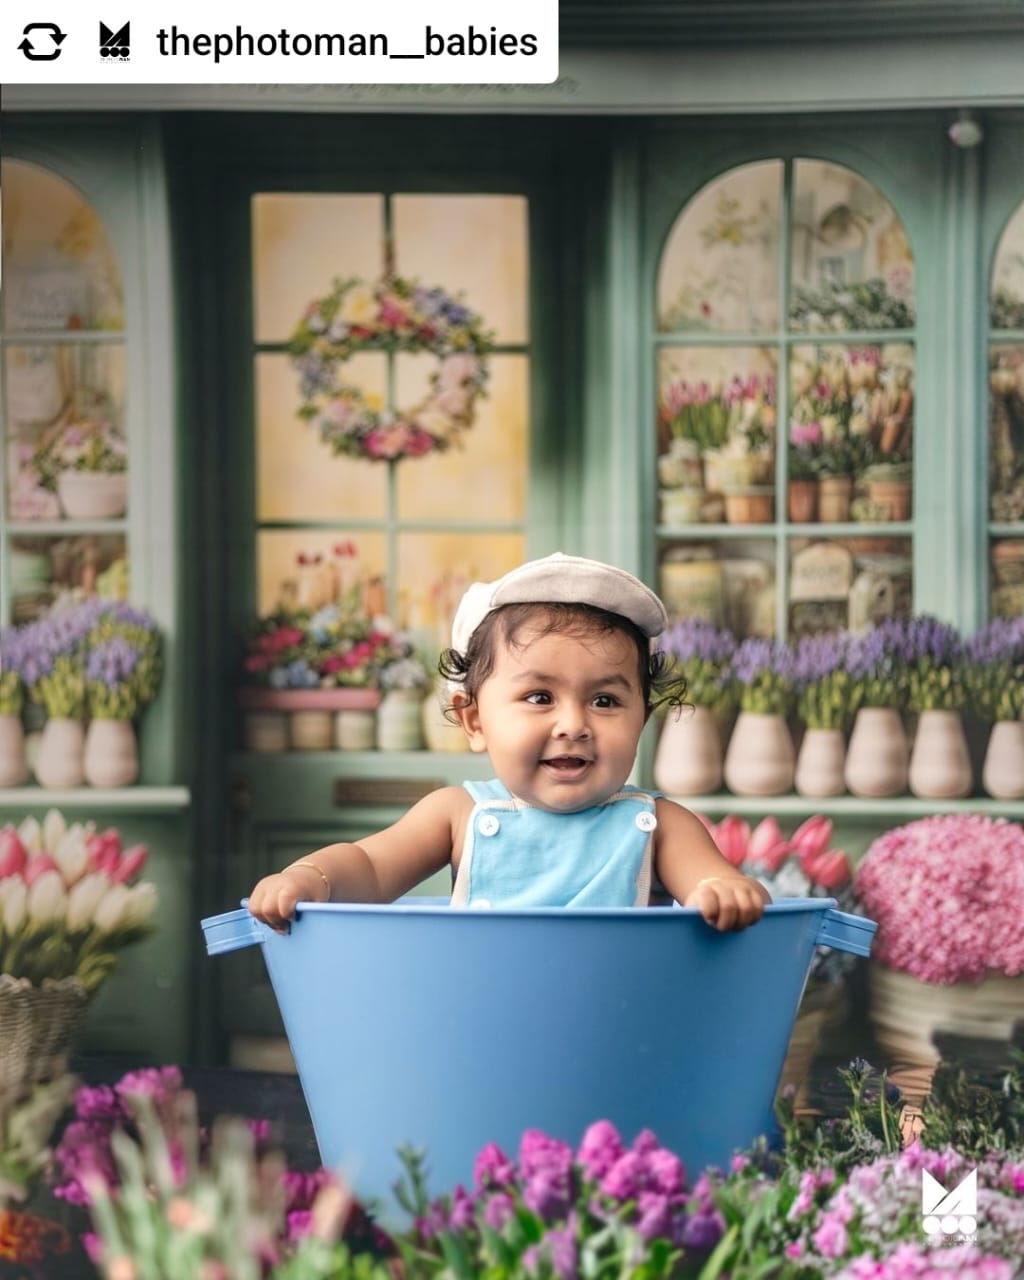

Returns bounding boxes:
[41,809,67,854]
[17,817,42,855]
[54,828,90,886]
[122,882,158,929]
[27,870,68,923]
[3,879,28,933]
[66,874,111,932]
[93,882,131,933]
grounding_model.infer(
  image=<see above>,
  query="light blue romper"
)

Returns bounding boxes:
[450,779,660,908]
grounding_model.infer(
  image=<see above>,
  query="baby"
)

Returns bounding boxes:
[248,553,769,931]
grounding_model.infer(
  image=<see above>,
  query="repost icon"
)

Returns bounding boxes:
[19,22,66,60]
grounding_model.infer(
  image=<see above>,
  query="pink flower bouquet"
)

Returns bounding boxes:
[854,814,1024,985]
[699,814,860,981]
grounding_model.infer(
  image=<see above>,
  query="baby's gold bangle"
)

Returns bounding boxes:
[288,860,331,900]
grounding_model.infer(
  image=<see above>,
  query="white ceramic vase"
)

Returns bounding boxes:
[34,718,86,788]
[723,711,795,797]
[981,719,1024,800]
[653,705,723,796]
[0,713,29,787]
[335,709,377,751]
[57,470,128,520]
[844,707,909,798]
[376,690,426,752]
[84,718,139,787]
[794,727,847,798]
[908,709,972,800]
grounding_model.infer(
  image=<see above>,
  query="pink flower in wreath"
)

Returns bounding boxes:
[402,428,437,457]
[365,425,411,458]
[379,295,412,330]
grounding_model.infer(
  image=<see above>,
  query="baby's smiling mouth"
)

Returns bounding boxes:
[542,755,592,773]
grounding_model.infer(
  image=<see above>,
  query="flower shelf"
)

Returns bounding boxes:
[235,687,382,712]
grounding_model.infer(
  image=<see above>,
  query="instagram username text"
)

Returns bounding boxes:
[155,26,539,62]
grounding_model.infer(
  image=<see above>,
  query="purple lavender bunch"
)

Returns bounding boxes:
[845,617,910,709]
[793,631,856,730]
[660,618,736,708]
[903,614,966,711]
[964,616,1024,721]
[0,625,29,714]
[732,637,795,715]
[86,635,142,719]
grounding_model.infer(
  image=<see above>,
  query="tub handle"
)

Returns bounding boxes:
[814,908,877,958]
[201,906,264,955]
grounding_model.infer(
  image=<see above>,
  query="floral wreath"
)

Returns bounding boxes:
[290,274,493,462]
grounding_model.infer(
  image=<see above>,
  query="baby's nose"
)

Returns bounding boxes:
[554,702,591,738]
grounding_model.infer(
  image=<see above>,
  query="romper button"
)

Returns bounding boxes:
[471,898,492,909]
[635,811,657,832]
[478,814,501,836]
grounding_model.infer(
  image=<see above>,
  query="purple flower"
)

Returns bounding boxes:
[678,1208,725,1250]
[518,1129,573,1184]
[481,1191,516,1230]
[523,1166,572,1222]
[449,1184,476,1231]
[732,637,793,685]
[636,1190,672,1241]
[474,1140,515,1191]
[661,619,735,667]
[599,1151,643,1202]
[576,1120,624,1181]
[792,631,848,686]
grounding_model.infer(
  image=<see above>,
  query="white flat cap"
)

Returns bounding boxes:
[451,553,668,654]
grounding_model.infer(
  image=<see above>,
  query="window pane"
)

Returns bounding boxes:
[256,530,387,618]
[657,161,781,334]
[393,196,528,345]
[252,195,385,345]
[988,344,1024,524]
[6,342,128,520]
[657,346,776,527]
[8,534,127,623]
[397,532,525,655]
[396,353,528,522]
[991,201,1024,330]
[790,160,915,332]
[659,540,776,640]
[991,538,1024,618]
[255,351,388,521]
[1,160,123,332]
[789,535,912,638]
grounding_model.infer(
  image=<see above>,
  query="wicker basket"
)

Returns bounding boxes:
[869,965,1024,1103]
[779,979,845,1096]
[0,974,91,1094]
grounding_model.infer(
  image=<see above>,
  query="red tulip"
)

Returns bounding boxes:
[804,848,852,889]
[23,852,60,886]
[111,844,149,884]
[790,815,834,862]
[0,827,28,878]
[745,817,792,873]
[87,831,122,875]
[712,815,751,867]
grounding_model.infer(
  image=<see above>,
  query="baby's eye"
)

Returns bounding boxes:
[592,693,620,709]
[524,691,552,705]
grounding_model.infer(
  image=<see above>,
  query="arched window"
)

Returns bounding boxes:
[988,198,1024,618]
[655,159,916,640]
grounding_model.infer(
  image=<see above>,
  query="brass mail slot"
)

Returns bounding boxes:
[333,778,444,808]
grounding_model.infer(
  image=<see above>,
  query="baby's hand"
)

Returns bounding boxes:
[683,875,768,931]
[248,865,329,934]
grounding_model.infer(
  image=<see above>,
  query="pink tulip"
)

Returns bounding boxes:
[23,852,60,886]
[745,817,792,873]
[712,816,751,867]
[790,815,834,862]
[0,827,28,878]
[88,830,122,875]
[803,848,852,890]
[111,844,149,884]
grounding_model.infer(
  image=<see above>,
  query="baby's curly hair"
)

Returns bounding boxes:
[438,601,688,718]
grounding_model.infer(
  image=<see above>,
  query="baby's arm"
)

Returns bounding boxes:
[247,785,467,932]
[653,798,770,931]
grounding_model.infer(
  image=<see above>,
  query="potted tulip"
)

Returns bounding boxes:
[844,618,912,798]
[792,630,857,797]
[723,638,796,796]
[904,615,970,799]
[655,619,736,795]
[0,628,29,787]
[965,615,1024,799]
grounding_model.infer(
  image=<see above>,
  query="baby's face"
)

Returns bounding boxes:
[457,623,648,812]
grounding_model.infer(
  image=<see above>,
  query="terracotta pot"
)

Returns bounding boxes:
[982,719,1024,800]
[56,470,128,520]
[723,711,795,796]
[908,709,973,799]
[0,713,29,787]
[653,705,723,796]
[845,707,908,798]
[724,487,775,525]
[786,479,818,523]
[818,474,853,522]
[865,479,912,522]
[34,718,86,788]
[84,718,139,787]
[794,726,847,798]
[869,965,1024,1103]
